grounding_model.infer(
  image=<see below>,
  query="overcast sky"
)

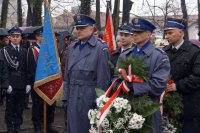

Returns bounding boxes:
[50,0,198,17]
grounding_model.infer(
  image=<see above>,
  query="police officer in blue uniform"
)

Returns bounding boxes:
[110,23,134,77]
[62,14,111,133]
[2,26,31,133]
[163,18,200,133]
[117,18,170,133]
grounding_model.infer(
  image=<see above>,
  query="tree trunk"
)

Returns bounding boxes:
[113,0,120,37]
[181,0,189,41]
[96,0,101,31]
[17,0,23,26]
[106,0,111,22]
[80,0,91,15]
[32,0,43,26]
[0,0,9,28]
[198,0,200,41]
[26,0,33,26]
[122,0,133,24]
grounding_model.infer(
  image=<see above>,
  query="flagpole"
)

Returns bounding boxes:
[44,101,47,133]
[43,1,47,133]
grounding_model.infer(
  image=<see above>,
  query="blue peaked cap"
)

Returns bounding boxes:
[132,18,156,32]
[164,18,186,30]
[34,27,43,35]
[118,23,134,34]
[8,26,22,35]
[73,14,96,27]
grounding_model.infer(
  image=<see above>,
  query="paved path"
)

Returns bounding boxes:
[0,102,65,133]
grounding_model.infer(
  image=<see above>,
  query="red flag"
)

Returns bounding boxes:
[103,9,116,53]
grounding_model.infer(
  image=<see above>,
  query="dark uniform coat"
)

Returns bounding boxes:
[27,42,56,129]
[63,35,111,133]
[3,44,28,89]
[163,41,200,118]
[0,50,9,103]
[118,42,170,133]
[2,43,28,127]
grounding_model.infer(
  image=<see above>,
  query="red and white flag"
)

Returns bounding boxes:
[102,9,116,53]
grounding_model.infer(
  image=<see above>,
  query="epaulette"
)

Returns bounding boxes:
[156,47,165,54]
[191,42,200,49]
[97,38,106,43]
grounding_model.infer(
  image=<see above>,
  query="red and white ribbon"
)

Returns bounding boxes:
[98,66,145,132]
[32,46,40,58]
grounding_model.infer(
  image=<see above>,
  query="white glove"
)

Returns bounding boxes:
[26,85,31,94]
[6,85,13,94]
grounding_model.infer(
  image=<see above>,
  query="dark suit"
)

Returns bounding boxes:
[27,42,56,130]
[163,41,200,133]
[0,50,9,104]
[2,43,28,129]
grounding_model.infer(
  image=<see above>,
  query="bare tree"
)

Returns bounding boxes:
[122,0,133,24]
[113,0,120,36]
[96,0,101,30]
[142,0,182,28]
[17,0,22,26]
[32,0,43,26]
[181,0,189,41]
[0,0,9,27]
[80,0,91,15]
[26,0,33,26]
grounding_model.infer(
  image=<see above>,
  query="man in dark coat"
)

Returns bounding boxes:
[62,14,111,133]
[0,50,9,105]
[27,27,59,133]
[2,26,31,133]
[110,23,134,77]
[117,18,170,133]
[163,18,200,133]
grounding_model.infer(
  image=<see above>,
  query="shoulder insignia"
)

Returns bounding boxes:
[102,47,108,51]
[156,47,165,53]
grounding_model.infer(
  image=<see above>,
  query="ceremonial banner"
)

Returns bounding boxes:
[34,2,63,105]
[103,9,116,53]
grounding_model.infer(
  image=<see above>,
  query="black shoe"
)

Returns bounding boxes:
[24,106,30,109]
[47,126,59,133]
[14,125,20,133]
[7,125,14,133]
[34,124,43,133]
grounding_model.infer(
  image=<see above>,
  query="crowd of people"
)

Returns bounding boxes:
[0,14,200,133]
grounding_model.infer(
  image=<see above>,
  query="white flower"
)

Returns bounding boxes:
[88,109,99,125]
[127,104,131,111]
[114,118,126,129]
[155,39,169,47]
[101,118,110,128]
[128,113,145,129]
[89,125,97,133]
[162,118,177,133]
[115,106,122,113]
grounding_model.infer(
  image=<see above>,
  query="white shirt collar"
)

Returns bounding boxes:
[172,40,184,50]
[11,43,20,49]
[121,45,132,52]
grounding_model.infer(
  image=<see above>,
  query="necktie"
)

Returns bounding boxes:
[172,48,177,54]
[15,46,19,56]
[15,46,19,51]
